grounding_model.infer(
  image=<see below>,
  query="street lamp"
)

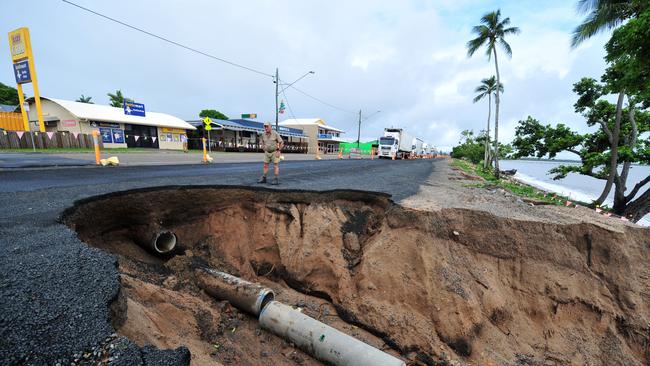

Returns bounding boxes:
[357,110,381,148]
[274,69,315,131]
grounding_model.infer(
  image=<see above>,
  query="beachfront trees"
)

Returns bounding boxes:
[453,129,513,164]
[473,76,503,169]
[467,9,519,178]
[511,78,649,222]
[571,0,644,47]
[571,0,649,205]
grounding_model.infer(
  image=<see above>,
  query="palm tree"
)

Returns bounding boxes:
[107,90,132,108]
[571,0,640,47]
[76,95,93,104]
[467,9,519,178]
[473,76,503,169]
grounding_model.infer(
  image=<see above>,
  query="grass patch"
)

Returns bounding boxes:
[451,158,581,207]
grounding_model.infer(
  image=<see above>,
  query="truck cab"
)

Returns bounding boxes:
[378,134,399,159]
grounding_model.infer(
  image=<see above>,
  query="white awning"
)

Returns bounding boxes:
[27,97,195,130]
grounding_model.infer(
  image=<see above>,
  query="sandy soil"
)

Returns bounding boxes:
[62,160,650,366]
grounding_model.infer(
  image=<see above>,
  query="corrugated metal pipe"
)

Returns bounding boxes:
[259,301,406,366]
[195,267,274,317]
[196,267,405,366]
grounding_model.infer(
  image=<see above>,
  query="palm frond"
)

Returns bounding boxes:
[499,38,513,57]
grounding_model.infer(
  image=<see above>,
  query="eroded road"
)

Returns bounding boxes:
[0,158,440,365]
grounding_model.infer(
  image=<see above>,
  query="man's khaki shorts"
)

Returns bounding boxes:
[264,150,280,164]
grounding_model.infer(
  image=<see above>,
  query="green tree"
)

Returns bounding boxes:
[0,82,21,105]
[467,9,520,178]
[570,1,649,207]
[512,80,649,222]
[571,0,645,47]
[76,95,93,104]
[473,76,503,169]
[199,109,229,120]
[107,90,132,108]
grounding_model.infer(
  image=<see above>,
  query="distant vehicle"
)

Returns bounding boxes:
[411,138,424,157]
[378,128,415,159]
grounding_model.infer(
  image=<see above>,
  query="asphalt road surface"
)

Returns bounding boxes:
[0,158,442,365]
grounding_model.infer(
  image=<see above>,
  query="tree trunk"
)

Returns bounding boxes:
[492,48,501,179]
[622,187,650,223]
[484,94,492,169]
[594,90,625,206]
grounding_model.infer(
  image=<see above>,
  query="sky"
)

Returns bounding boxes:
[1,0,613,153]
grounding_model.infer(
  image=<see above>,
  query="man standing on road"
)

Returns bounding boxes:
[258,121,284,185]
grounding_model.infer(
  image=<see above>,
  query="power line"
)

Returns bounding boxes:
[61,0,274,78]
[280,86,297,121]
[286,85,356,114]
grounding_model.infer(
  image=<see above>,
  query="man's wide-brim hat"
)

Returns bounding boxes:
[264,122,272,126]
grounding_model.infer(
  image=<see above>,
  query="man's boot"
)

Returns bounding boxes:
[257,175,267,184]
[271,176,279,185]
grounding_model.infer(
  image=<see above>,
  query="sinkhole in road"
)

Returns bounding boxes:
[61,185,648,366]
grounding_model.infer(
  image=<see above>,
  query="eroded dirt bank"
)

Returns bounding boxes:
[62,186,650,365]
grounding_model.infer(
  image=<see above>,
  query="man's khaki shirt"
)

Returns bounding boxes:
[261,130,283,152]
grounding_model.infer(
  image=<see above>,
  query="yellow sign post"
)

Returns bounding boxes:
[8,27,45,133]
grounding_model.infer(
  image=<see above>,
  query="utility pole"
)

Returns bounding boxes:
[357,109,362,148]
[275,67,279,131]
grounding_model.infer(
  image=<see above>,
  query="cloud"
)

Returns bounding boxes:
[0,0,612,150]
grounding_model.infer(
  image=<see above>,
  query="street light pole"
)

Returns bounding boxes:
[275,67,279,131]
[357,110,380,149]
[357,109,362,148]
[274,69,315,131]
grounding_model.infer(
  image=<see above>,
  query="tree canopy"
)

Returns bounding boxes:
[0,82,21,106]
[512,77,649,221]
[107,90,132,108]
[199,109,229,120]
[76,95,93,104]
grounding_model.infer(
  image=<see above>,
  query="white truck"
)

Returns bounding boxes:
[411,138,424,157]
[378,128,415,159]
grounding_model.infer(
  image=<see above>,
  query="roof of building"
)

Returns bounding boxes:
[0,104,17,112]
[187,119,307,138]
[279,118,344,133]
[26,97,195,130]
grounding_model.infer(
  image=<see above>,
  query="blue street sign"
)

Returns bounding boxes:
[123,101,145,117]
[13,60,31,84]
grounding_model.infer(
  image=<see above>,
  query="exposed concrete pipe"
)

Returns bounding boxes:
[132,226,177,255]
[195,267,274,317]
[259,301,406,366]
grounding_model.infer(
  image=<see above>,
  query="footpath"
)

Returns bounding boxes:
[0,150,342,169]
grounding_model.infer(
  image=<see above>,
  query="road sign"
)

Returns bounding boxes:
[203,117,213,131]
[123,101,145,117]
[8,28,29,62]
[13,60,31,84]
[241,114,257,119]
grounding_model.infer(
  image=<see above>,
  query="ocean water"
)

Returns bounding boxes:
[499,160,650,227]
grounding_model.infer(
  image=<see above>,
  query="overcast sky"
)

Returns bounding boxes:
[2,0,612,151]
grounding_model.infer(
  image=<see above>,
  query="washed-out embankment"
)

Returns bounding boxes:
[62,186,650,365]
